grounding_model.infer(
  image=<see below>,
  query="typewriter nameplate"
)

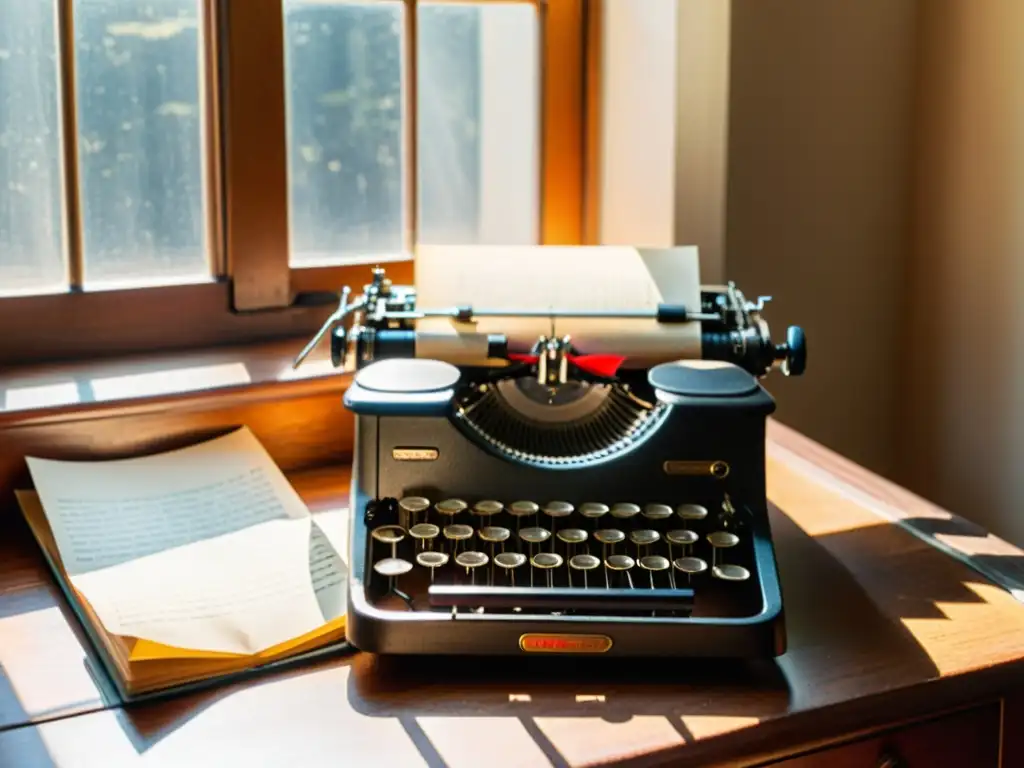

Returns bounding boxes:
[663,460,730,478]
[392,448,439,461]
[519,634,613,653]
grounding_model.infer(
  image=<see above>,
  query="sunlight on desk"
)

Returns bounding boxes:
[2,382,80,411]
[0,605,103,721]
[91,364,251,401]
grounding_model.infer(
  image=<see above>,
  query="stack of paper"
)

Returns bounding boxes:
[16,427,348,697]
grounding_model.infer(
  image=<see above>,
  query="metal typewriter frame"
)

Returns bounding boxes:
[295,263,806,659]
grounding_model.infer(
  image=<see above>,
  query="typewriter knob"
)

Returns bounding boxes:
[778,325,807,376]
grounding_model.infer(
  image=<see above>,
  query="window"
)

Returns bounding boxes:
[0,0,593,365]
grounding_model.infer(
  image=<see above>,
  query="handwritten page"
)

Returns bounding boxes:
[414,245,703,367]
[23,428,348,655]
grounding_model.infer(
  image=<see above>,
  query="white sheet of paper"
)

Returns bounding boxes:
[414,245,703,367]
[24,428,347,655]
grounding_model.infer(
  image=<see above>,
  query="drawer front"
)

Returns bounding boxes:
[770,702,1001,767]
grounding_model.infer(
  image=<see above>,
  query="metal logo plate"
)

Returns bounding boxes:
[663,460,730,479]
[519,634,613,653]
[392,448,439,461]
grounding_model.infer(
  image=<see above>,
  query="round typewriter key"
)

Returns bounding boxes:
[519,526,551,544]
[605,553,636,589]
[610,502,640,520]
[642,503,673,521]
[399,496,430,526]
[443,523,474,556]
[436,498,468,517]
[676,503,708,521]
[531,552,563,588]
[542,501,574,518]
[593,529,626,545]
[474,500,504,517]
[409,523,440,549]
[569,553,600,588]
[708,530,740,569]
[494,551,528,586]
[478,526,511,543]
[707,531,740,548]
[371,525,406,561]
[713,563,750,582]
[416,550,449,582]
[374,557,413,577]
[556,528,588,545]
[666,529,699,547]
[508,500,539,517]
[639,555,670,589]
[630,529,661,547]
[673,556,708,582]
[371,525,405,545]
[579,502,609,522]
[455,550,489,584]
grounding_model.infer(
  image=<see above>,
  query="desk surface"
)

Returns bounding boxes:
[3,421,1024,767]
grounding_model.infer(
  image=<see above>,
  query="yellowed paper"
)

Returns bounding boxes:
[23,428,348,656]
[414,245,702,367]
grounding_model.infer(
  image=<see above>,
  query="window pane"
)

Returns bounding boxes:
[284,0,405,266]
[0,0,66,295]
[74,0,208,287]
[418,2,539,245]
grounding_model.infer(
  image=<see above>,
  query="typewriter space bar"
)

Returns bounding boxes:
[428,586,694,612]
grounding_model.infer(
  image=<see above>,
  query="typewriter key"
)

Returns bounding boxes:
[409,523,440,550]
[673,556,708,584]
[399,496,430,526]
[436,498,468,518]
[531,552,564,588]
[676,503,709,521]
[569,553,601,588]
[371,525,406,564]
[416,550,449,582]
[494,551,528,586]
[593,529,625,545]
[665,529,698,582]
[443,523,474,555]
[707,530,740,570]
[610,503,640,520]
[713,563,750,582]
[630,529,661,546]
[474,500,504,520]
[520,527,551,585]
[374,557,413,596]
[639,555,670,589]
[642,504,673,521]
[543,501,574,542]
[579,502,609,526]
[455,550,489,584]
[605,553,636,589]
[508,500,539,534]
[479,526,511,584]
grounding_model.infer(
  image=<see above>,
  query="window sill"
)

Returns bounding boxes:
[0,337,351,429]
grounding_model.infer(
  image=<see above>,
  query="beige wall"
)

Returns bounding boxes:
[723,0,919,478]
[902,1,1024,545]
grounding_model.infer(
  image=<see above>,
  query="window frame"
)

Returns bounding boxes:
[0,0,597,366]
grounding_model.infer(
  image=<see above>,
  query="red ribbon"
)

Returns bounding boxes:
[508,353,626,378]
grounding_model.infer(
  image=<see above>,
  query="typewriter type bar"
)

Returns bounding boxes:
[428,585,695,613]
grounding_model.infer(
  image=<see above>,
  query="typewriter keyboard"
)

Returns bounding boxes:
[362,495,761,618]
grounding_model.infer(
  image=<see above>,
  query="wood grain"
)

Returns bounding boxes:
[1,425,1023,766]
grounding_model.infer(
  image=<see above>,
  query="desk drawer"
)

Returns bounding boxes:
[769,702,1000,767]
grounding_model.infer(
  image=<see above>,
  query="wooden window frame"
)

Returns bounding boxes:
[1,0,596,367]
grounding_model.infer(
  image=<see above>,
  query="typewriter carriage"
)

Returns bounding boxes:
[294,256,805,658]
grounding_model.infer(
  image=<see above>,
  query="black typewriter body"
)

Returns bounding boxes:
[294,258,807,659]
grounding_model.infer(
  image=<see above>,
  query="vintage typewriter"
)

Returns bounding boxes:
[294,246,806,658]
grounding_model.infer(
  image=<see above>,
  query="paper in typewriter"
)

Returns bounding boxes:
[24,427,347,657]
[413,245,703,367]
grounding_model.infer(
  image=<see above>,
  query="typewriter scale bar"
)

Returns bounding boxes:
[362,495,764,629]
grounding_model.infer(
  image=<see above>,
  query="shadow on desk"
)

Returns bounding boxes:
[4,504,1018,768]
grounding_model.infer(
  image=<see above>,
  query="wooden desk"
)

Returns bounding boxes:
[2,422,1024,767]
